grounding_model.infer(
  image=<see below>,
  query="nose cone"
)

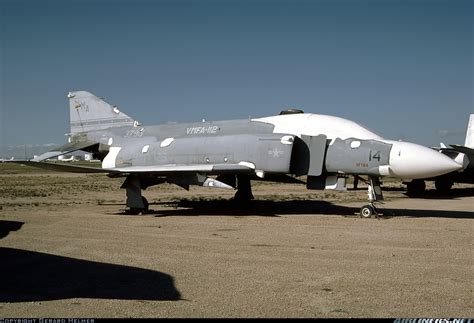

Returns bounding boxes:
[388,141,462,179]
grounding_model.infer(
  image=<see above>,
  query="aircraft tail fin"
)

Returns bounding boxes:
[68,91,139,134]
[464,114,474,148]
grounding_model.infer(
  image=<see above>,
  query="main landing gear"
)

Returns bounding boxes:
[233,175,254,204]
[359,176,383,218]
[120,173,255,215]
[122,175,149,215]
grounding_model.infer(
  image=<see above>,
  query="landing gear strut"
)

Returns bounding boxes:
[360,176,383,218]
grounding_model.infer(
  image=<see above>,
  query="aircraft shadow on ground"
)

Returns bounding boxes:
[403,187,474,200]
[0,220,24,239]
[137,199,474,219]
[0,247,181,302]
[355,186,474,199]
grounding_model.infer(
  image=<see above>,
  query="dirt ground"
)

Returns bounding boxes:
[0,164,473,318]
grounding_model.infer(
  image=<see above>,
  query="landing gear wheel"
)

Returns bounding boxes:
[127,197,149,215]
[233,175,254,206]
[128,208,141,215]
[234,190,251,201]
[141,196,149,213]
[435,179,453,194]
[360,204,375,218]
[406,180,426,197]
[234,190,253,207]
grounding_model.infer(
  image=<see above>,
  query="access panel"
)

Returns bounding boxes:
[290,135,328,176]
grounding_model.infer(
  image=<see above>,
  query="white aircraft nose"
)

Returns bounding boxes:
[388,141,462,179]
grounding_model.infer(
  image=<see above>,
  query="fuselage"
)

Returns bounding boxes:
[86,113,381,148]
[253,113,462,180]
[81,113,461,180]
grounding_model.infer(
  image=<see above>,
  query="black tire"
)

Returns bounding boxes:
[127,208,142,215]
[126,197,149,215]
[234,190,253,202]
[435,179,453,194]
[141,196,149,212]
[406,180,426,197]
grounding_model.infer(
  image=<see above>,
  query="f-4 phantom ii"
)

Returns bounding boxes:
[16,91,461,217]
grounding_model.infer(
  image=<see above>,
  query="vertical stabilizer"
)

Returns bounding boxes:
[68,91,138,134]
[465,114,474,148]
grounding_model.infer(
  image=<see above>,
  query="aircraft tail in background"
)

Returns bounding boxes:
[464,114,473,148]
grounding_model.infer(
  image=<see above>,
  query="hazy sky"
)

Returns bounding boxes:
[1,0,472,150]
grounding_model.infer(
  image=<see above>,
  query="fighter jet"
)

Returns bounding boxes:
[13,91,461,217]
[406,114,474,195]
[0,157,14,162]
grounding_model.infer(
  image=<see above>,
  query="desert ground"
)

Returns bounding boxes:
[0,163,472,318]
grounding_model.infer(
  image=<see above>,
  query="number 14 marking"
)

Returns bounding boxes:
[369,150,381,162]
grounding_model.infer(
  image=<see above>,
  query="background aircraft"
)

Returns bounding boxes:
[406,114,474,196]
[11,91,461,217]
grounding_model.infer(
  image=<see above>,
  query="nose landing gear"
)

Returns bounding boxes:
[360,204,377,218]
[360,176,383,218]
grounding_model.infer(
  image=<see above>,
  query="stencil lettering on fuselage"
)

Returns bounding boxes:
[186,126,219,135]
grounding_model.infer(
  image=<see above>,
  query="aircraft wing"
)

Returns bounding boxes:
[8,161,255,175]
[111,164,253,174]
[450,144,474,166]
[450,144,474,156]
[8,161,112,173]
